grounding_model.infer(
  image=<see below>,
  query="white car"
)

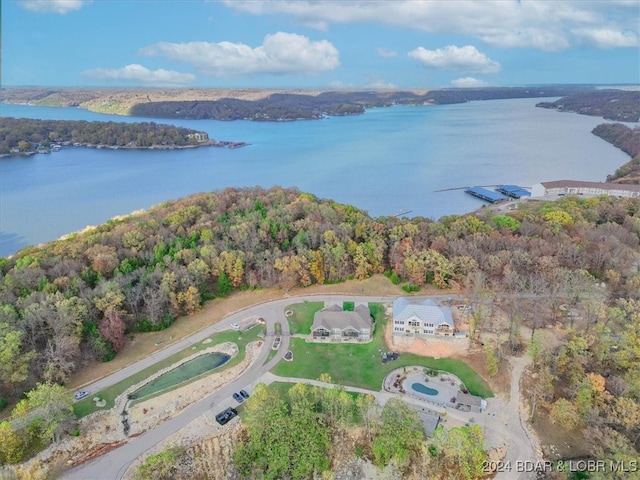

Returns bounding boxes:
[74,390,89,400]
[231,322,240,330]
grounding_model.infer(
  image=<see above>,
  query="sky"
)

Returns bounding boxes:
[2,0,639,89]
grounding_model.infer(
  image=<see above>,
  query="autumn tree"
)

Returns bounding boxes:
[549,398,582,430]
[234,382,330,479]
[0,324,34,394]
[12,382,76,445]
[427,425,488,480]
[372,398,424,467]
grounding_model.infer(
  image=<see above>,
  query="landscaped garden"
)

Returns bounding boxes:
[273,303,493,398]
[73,325,265,417]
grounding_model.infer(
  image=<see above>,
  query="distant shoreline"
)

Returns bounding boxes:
[0,140,249,159]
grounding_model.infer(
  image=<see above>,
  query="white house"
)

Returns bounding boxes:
[392,298,454,336]
[532,180,640,198]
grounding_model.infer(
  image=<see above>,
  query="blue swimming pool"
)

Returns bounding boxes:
[412,382,439,396]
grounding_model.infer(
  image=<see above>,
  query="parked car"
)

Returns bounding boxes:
[74,390,89,400]
[239,389,250,399]
[233,392,244,403]
[231,322,240,330]
[215,407,238,425]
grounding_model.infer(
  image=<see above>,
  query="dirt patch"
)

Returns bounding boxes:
[530,406,591,461]
[456,351,511,398]
[521,367,591,461]
[122,420,245,480]
[383,320,469,359]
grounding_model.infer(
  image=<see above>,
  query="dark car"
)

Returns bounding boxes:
[215,407,238,425]
[240,389,250,399]
[233,392,244,403]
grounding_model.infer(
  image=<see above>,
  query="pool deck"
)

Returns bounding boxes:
[384,366,463,409]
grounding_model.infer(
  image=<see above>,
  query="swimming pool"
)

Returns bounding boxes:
[412,382,439,396]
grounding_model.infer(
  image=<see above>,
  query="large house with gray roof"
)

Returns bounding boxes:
[311,303,373,341]
[392,298,454,337]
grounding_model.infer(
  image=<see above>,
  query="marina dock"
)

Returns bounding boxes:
[464,187,509,203]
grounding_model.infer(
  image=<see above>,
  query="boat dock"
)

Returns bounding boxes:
[464,184,531,204]
[465,187,509,203]
[495,185,531,199]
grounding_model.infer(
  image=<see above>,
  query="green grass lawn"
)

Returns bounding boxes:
[286,301,324,334]
[73,325,265,418]
[274,303,493,398]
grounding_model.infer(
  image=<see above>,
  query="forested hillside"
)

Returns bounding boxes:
[0,187,639,476]
[1,186,639,404]
[592,123,640,184]
[537,89,640,122]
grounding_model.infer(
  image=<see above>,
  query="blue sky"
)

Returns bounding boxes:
[2,0,639,88]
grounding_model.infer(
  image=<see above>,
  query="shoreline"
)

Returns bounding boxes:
[0,139,249,158]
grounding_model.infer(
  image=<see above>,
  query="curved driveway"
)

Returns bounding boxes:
[60,294,537,480]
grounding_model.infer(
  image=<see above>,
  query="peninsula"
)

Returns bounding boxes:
[0,117,246,157]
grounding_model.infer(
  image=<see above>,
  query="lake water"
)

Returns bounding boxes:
[0,98,633,256]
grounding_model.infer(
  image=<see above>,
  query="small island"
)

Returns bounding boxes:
[0,117,247,157]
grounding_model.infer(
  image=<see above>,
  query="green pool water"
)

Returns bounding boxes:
[129,352,231,401]
[411,382,439,396]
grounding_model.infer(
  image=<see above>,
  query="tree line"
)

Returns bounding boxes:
[0,117,210,155]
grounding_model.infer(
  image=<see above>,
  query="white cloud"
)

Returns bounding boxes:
[139,32,339,77]
[377,48,397,58]
[409,45,501,74]
[81,64,196,86]
[571,27,639,48]
[221,1,639,51]
[20,0,91,14]
[451,77,489,88]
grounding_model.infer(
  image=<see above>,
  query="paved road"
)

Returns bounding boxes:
[71,294,453,397]
[60,293,538,480]
[60,295,402,480]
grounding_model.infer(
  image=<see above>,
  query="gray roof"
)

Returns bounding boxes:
[456,392,483,407]
[541,180,640,193]
[312,304,372,332]
[392,298,454,328]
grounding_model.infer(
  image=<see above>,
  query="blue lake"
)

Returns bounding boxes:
[0,98,633,256]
